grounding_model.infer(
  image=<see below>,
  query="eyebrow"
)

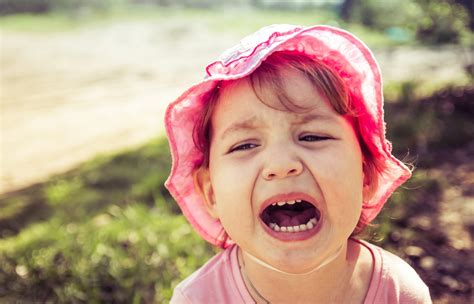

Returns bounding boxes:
[292,113,336,125]
[219,112,337,140]
[220,116,261,140]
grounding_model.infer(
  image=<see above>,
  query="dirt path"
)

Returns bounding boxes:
[0,21,469,194]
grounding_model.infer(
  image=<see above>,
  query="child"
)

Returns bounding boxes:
[164,24,431,303]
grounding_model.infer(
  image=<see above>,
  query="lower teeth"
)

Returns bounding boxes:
[269,217,318,233]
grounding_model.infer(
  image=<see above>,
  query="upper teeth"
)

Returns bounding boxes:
[273,199,303,206]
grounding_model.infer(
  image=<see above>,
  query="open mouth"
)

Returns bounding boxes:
[260,199,321,233]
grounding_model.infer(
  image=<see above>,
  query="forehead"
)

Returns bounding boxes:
[219,68,335,114]
[211,69,340,134]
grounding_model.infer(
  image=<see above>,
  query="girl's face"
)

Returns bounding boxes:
[195,68,364,273]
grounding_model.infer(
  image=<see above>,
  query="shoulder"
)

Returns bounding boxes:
[170,245,247,304]
[361,241,432,304]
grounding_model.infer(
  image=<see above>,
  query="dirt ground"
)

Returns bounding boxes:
[0,20,470,194]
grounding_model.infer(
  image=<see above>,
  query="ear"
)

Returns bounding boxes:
[363,183,373,203]
[362,161,376,202]
[193,167,219,219]
[362,174,377,203]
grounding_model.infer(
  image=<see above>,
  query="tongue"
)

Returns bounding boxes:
[271,208,314,227]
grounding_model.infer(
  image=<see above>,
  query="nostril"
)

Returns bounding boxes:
[262,160,303,180]
[267,173,276,178]
[288,168,298,175]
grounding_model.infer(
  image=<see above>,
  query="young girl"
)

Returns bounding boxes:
[164,24,431,303]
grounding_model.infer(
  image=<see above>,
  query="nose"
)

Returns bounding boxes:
[261,151,303,180]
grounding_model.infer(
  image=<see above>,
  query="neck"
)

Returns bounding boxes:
[238,240,361,304]
[243,244,344,276]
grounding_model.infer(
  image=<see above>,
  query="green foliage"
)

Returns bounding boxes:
[415,0,471,44]
[0,5,396,47]
[0,0,51,15]
[344,0,471,44]
[385,85,474,165]
[1,0,470,45]
[348,0,421,31]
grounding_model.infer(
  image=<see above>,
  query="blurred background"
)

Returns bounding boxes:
[0,0,473,303]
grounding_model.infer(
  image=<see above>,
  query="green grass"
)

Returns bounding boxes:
[0,138,216,302]
[0,13,83,32]
[0,205,211,302]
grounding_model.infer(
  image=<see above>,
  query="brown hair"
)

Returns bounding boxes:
[193,51,383,234]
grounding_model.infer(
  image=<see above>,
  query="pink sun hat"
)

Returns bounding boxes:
[164,24,412,248]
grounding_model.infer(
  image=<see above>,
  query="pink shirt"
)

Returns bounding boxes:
[170,240,431,303]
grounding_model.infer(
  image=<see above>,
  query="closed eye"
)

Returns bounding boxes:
[229,143,258,153]
[299,135,332,142]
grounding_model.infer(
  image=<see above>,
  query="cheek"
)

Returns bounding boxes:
[308,144,364,214]
[209,161,258,241]
[209,157,257,216]
[308,144,363,181]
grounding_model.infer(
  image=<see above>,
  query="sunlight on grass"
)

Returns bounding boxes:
[0,137,216,302]
[0,13,75,32]
[0,6,168,32]
[44,178,83,207]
